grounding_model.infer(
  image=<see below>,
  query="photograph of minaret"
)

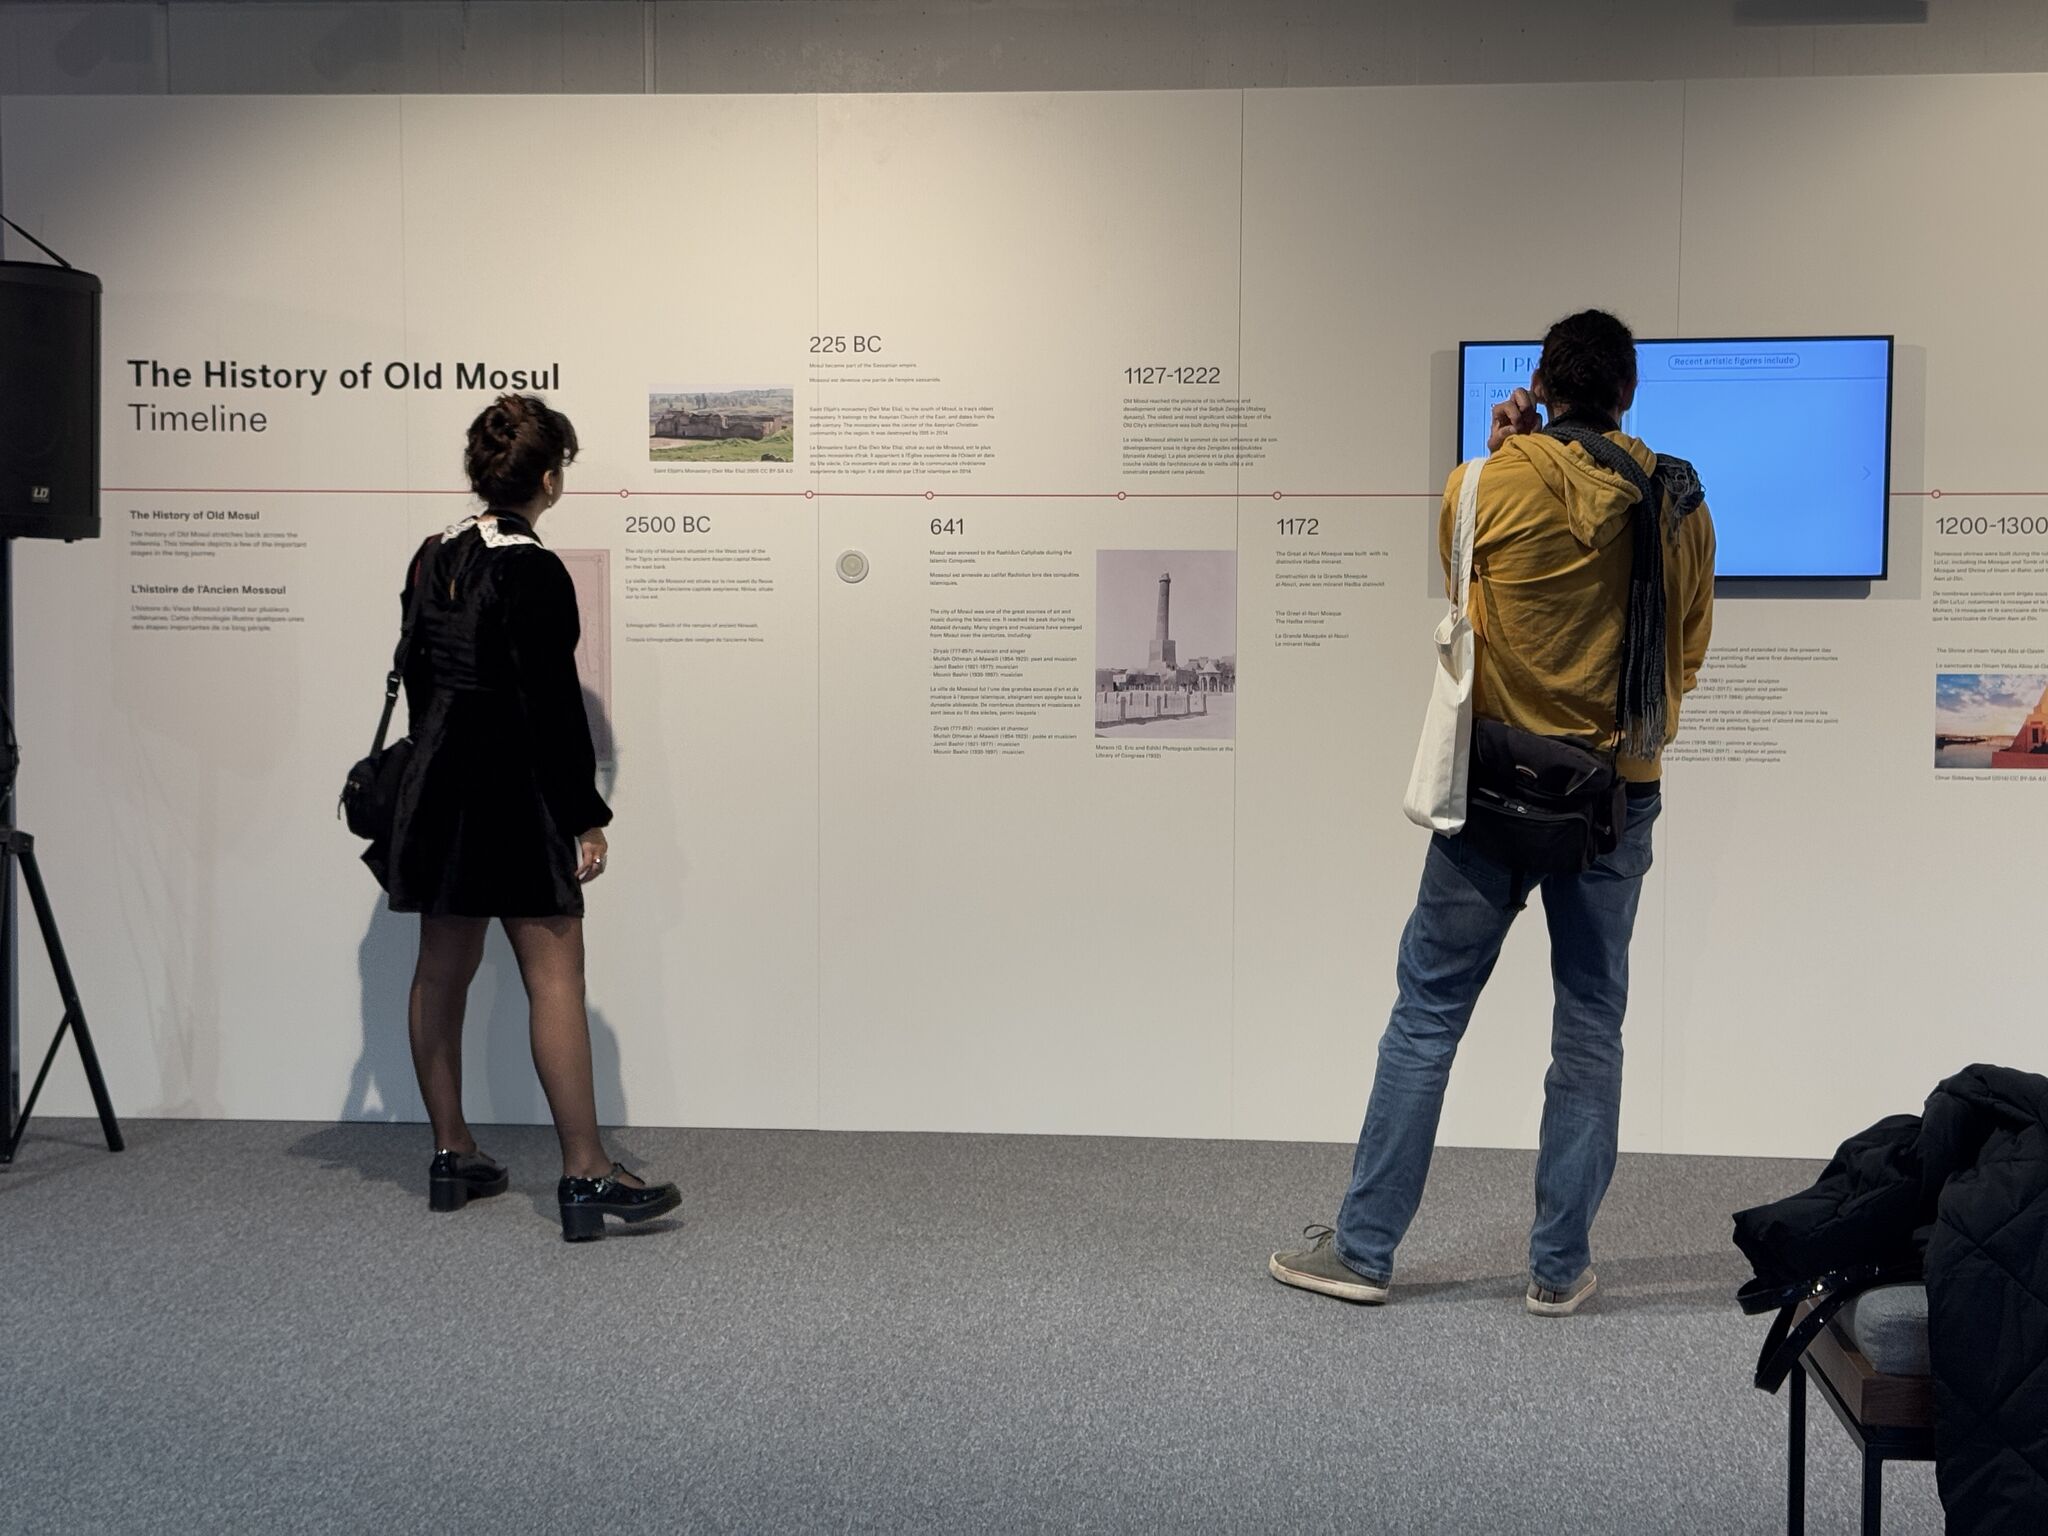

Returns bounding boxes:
[1095,549,1237,740]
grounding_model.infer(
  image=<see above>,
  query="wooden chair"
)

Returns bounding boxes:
[1742,1268,1935,1536]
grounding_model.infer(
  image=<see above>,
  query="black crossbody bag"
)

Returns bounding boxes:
[338,539,434,841]
[1460,720,1626,877]
[1460,424,1663,877]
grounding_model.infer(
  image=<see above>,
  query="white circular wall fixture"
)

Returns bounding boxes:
[836,549,870,584]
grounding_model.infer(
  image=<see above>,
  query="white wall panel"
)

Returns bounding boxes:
[5,96,408,1120]
[812,92,1243,1133]
[1666,73,2048,1154]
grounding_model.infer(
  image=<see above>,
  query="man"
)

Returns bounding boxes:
[1270,309,1715,1315]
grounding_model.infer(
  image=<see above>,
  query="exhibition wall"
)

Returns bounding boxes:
[2,76,2043,1156]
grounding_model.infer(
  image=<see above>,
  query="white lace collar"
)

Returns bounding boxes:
[442,514,539,549]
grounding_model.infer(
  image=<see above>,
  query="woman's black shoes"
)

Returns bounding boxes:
[427,1150,680,1239]
[427,1148,509,1212]
[557,1163,682,1242]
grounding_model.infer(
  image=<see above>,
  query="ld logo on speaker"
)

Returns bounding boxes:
[30,487,50,504]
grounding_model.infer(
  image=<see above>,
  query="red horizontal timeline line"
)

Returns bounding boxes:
[100,486,2045,500]
[101,485,1438,499]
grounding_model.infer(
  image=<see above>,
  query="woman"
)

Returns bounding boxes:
[366,393,679,1242]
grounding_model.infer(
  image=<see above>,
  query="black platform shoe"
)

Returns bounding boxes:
[556,1163,681,1242]
[428,1148,509,1213]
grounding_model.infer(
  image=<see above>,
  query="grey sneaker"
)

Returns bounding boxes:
[1268,1225,1391,1304]
[1526,1268,1597,1316]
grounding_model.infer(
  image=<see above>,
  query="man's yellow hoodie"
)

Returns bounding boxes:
[1439,429,1716,783]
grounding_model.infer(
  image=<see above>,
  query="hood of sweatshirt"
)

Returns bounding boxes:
[1494,430,1659,553]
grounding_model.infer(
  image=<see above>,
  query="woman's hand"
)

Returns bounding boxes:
[575,828,609,884]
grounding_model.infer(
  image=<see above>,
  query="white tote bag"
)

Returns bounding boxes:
[1401,456,1483,832]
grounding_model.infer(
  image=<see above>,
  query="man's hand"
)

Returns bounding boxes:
[1487,388,1541,453]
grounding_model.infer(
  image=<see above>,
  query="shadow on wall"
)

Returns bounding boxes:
[586,683,618,803]
[340,899,424,1125]
[339,902,629,1131]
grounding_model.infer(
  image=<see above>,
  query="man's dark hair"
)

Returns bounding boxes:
[1536,309,1637,416]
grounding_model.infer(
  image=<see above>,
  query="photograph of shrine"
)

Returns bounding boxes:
[1934,673,2048,770]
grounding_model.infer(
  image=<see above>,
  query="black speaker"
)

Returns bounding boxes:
[0,262,101,542]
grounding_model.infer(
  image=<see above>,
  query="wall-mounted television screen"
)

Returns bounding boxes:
[1458,336,1893,580]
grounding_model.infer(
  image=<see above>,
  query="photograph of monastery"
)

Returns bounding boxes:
[648,387,795,462]
[1934,673,2048,769]
[1095,549,1237,741]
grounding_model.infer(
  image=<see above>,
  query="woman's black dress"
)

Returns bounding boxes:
[364,512,611,917]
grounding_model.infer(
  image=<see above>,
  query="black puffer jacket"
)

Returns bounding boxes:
[1733,1064,2048,1536]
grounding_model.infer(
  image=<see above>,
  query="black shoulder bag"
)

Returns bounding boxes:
[1459,423,1666,877]
[338,539,434,842]
[1461,719,1626,877]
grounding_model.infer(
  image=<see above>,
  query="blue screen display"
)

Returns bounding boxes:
[1458,337,1893,579]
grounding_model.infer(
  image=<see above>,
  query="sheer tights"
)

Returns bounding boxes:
[407,913,639,1183]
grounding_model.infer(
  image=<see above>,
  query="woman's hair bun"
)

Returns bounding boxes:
[463,394,579,508]
[480,402,519,447]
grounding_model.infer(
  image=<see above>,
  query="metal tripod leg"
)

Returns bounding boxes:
[1787,1361,1806,1536]
[0,829,121,1162]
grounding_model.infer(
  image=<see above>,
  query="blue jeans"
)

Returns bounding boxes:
[1335,789,1661,1291]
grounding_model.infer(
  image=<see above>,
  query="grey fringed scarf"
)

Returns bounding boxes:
[1543,420,1706,760]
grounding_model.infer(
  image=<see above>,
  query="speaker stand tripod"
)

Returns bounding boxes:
[0,538,120,1163]
[0,829,120,1162]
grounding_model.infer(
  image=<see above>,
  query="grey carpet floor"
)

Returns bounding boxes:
[1,1119,1940,1535]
